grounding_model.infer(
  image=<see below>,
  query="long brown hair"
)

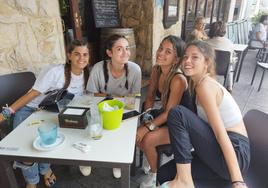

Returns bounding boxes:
[64,39,90,89]
[184,40,216,93]
[103,34,129,92]
[154,35,185,109]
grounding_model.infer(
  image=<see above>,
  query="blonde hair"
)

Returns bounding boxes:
[194,16,205,28]
[185,40,216,93]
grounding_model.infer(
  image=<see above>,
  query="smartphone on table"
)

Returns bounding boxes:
[122,110,140,120]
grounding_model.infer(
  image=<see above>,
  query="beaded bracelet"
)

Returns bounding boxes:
[1,107,13,120]
[1,109,10,120]
[232,181,247,187]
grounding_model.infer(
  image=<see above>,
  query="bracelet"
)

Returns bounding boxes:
[1,108,11,120]
[232,181,246,186]
[144,124,150,131]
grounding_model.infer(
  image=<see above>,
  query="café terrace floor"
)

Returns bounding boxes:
[15,48,268,188]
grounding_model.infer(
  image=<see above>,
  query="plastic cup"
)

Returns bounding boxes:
[98,100,124,130]
[83,91,94,105]
[38,123,58,146]
[57,98,71,112]
[124,94,136,110]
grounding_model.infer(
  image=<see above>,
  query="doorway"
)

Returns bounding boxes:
[59,0,100,65]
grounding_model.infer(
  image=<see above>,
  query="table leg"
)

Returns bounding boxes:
[131,146,137,176]
[0,161,19,188]
[121,164,130,188]
[235,48,248,82]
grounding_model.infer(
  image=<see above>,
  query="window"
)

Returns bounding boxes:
[163,0,180,28]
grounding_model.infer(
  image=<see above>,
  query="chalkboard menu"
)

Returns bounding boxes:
[92,0,120,28]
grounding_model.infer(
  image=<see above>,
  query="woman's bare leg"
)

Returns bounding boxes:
[167,163,194,188]
[142,127,170,172]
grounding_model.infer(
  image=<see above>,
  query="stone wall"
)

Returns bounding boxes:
[152,0,183,67]
[118,0,183,76]
[0,0,65,75]
[118,0,154,76]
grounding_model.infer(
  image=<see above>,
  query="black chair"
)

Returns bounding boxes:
[0,71,36,188]
[243,109,268,188]
[0,71,36,138]
[215,50,231,87]
[251,48,268,91]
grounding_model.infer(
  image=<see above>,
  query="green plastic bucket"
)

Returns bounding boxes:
[98,100,124,130]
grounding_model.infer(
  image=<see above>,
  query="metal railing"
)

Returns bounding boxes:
[226,19,251,44]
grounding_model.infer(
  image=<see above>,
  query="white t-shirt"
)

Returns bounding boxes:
[206,37,234,52]
[252,23,267,41]
[27,64,85,108]
[250,23,267,48]
[206,37,236,63]
[86,60,141,96]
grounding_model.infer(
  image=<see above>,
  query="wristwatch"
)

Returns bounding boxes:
[146,122,157,131]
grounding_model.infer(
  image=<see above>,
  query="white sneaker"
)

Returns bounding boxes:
[79,166,92,176]
[140,171,157,188]
[142,156,151,175]
[112,168,121,178]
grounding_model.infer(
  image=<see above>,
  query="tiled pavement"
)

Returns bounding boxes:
[13,48,268,188]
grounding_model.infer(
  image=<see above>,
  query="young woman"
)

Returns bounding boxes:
[158,41,250,188]
[0,39,90,188]
[136,35,194,188]
[187,16,208,43]
[86,34,141,96]
[82,34,141,178]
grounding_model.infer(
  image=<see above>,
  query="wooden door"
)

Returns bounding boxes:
[69,0,83,40]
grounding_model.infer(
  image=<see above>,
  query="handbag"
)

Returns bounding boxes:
[140,108,164,124]
[38,88,74,112]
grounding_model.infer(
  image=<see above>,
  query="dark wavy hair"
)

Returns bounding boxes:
[260,15,268,23]
[208,21,226,38]
[64,39,90,89]
[103,34,129,92]
[154,35,186,108]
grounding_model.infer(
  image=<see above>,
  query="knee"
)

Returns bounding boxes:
[142,134,156,151]
[167,105,187,128]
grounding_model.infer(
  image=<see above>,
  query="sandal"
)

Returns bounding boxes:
[43,169,56,187]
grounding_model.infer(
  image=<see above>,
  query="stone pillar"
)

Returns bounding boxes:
[118,0,154,76]
[0,0,65,75]
[118,0,183,76]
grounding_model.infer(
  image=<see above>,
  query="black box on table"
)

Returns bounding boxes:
[58,107,90,129]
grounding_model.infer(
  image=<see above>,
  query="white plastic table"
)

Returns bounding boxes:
[0,96,140,188]
[233,44,248,82]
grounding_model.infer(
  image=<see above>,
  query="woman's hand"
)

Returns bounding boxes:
[136,125,149,144]
[0,113,5,123]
